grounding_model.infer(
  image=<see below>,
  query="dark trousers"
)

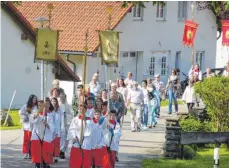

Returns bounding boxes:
[187,103,194,112]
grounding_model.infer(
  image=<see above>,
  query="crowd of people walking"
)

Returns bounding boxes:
[18,61,229,168]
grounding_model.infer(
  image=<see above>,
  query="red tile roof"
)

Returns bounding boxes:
[4,2,80,82]
[14,1,132,52]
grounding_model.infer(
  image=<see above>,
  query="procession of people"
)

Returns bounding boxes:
[18,60,229,168]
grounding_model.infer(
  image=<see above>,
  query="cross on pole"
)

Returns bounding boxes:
[47,3,54,28]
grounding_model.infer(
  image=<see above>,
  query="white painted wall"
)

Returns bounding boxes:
[1,9,54,109]
[59,2,217,88]
[114,2,217,84]
[216,34,229,68]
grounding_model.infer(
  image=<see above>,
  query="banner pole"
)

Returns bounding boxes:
[3,90,16,126]
[191,4,195,67]
[79,29,89,145]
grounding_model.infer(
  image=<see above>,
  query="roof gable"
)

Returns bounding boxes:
[15,1,132,52]
[2,2,80,82]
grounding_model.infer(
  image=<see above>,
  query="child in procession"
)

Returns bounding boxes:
[86,96,96,118]
[67,104,93,168]
[19,94,38,159]
[51,97,65,163]
[91,109,104,168]
[101,101,108,117]
[182,79,196,112]
[100,110,122,168]
[30,98,55,168]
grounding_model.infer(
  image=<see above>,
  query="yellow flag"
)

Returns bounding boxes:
[99,30,119,64]
[35,28,59,61]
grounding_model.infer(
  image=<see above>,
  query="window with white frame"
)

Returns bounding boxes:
[133,4,143,19]
[156,3,166,20]
[178,1,187,21]
[121,51,137,58]
[161,56,167,76]
[175,51,181,69]
[149,57,155,75]
[195,51,205,71]
[130,52,136,57]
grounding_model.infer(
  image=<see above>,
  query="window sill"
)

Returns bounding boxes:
[133,18,144,22]
[178,19,186,22]
[156,19,166,22]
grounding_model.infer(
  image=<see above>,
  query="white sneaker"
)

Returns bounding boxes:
[143,126,147,130]
[23,153,28,159]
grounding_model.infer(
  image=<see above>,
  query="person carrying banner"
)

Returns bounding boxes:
[19,94,38,159]
[67,104,93,168]
[30,98,55,168]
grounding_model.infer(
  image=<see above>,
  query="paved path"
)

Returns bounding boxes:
[1,105,188,168]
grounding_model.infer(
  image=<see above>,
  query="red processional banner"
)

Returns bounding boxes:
[222,20,229,46]
[182,20,198,47]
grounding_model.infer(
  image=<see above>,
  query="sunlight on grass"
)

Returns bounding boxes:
[142,148,229,168]
[0,110,21,130]
[160,100,183,107]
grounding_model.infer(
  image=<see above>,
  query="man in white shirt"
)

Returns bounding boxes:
[127,81,144,132]
[124,72,133,91]
[89,73,101,97]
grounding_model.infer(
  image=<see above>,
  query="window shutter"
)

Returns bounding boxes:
[178,2,181,20]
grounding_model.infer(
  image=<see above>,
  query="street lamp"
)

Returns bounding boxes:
[34,17,49,100]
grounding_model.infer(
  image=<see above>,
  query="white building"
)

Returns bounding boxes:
[15,1,217,92]
[1,2,80,109]
[216,34,229,68]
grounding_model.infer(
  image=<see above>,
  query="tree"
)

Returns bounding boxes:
[194,77,229,132]
[196,1,229,39]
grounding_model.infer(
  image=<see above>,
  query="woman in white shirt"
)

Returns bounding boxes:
[51,97,65,163]
[117,78,128,114]
[19,94,38,159]
[30,98,55,168]
[140,80,149,130]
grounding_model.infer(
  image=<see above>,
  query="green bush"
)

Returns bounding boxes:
[194,77,229,132]
[183,145,196,160]
[180,115,213,132]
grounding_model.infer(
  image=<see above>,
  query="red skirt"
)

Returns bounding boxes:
[43,141,54,164]
[31,140,54,164]
[102,146,116,168]
[31,140,42,163]
[52,137,61,157]
[22,130,32,154]
[69,147,92,168]
[91,148,103,166]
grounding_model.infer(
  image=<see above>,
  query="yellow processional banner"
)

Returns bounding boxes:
[35,28,59,61]
[99,30,119,64]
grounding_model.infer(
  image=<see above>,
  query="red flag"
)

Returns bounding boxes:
[182,20,198,47]
[222,20,229,46]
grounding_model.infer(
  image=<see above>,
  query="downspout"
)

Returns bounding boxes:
[66,54,76,94]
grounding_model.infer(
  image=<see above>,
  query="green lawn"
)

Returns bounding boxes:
[142,147,229,168]
[160,99,183,107]
[0,110,22,130]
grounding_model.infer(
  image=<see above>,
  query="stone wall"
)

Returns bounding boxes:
[164,118,182,159]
